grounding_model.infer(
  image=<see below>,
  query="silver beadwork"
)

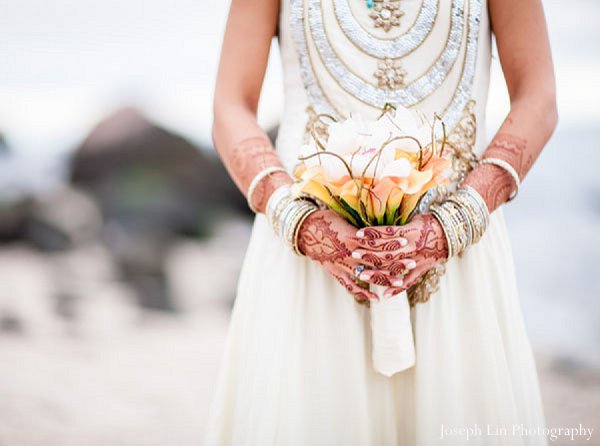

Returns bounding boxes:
[289,0,339,118]
[289,0,483,132]
[333,0,438,58]
[306,0,466,107]
[440,0,483,137]
[368,1,405,32]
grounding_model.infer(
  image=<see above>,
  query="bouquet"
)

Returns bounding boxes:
[293,104,451,376]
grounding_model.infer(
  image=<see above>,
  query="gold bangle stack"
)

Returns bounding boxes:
[285,201,318,255]
[266,184,294,235]
[430,186,490,258]
[429,202,459,258]
[451,186,489,243]
[266,185,319,255]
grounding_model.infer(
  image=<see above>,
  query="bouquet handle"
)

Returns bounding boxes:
[369,285,416,377]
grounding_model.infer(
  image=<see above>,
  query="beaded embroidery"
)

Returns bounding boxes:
[307,0,465,105]
[374,58,407,89]
[368,1,404,32]
[334,0,438,58]
[289,0,483,132]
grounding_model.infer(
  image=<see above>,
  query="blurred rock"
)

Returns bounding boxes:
[0,108,265,317]
[69,107,253,310]
[0,247,62,337]
[0,242,140,339]
[27,186,103,251]
[0,186,102,251]
[104,226,174,311]
[0,196,34,241]
[70,107,250,236]
[50,242,140,338]
[165,218,252,312]
[0,133,8,154]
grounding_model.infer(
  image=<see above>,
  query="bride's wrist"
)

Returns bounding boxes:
[429,186,490,259]
[422,214,449,262]
[247,170,293,213]
[295,209,328,257]
[264,184,319,254]
[462,163,515,213]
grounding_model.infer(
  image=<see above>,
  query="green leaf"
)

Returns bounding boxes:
[339,198,363,227]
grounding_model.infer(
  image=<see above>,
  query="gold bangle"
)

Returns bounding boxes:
[282,200,317,253]
[456,186,489,241]
[293,207,318,255]
[430,204,456,259]
[266,184,292,233]
[448,195,481,244]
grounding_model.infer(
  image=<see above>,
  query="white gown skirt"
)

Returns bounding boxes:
[204,209,547,446]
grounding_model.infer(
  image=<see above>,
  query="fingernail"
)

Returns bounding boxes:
[359,272,370,281]
[400,238,408,247]
[407,260,416,269]
[393,279,403,287]
[351,251,362,259]
[356,230,365,238]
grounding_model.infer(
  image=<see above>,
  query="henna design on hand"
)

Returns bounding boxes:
[221,136,291,213]
[463,132,532,212]
[463,163,515,212]
[358,226,408,251]
[230,136,279,188]
[411,214,449,263]
[355,214,448,294]
[484,133,531,177]
[297,211,351,264]
[297,210,400,303]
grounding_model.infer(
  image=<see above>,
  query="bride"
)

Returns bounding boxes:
[205,0,557,444]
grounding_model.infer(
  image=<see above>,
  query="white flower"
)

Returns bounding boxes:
[326,115,369,155]
[299,106,438,182]
[363,118,395,150]
[380,157,412,179]
[388,105,417,131]
[349,153,373,178]
[349,145,396,179]
[299,144,349,182]
[378,106,432,152]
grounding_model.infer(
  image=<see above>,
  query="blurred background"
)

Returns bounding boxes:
[0,0,598,445]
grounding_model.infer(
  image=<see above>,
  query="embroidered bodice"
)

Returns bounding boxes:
[275,0,492,170]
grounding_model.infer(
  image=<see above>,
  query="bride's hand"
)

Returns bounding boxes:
[297,209,397,304]
[351,214,449,298]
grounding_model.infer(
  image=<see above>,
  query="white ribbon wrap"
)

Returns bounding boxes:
[369,285,415,376]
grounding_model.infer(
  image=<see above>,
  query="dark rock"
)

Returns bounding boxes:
[0,186,101,251]
[69,108,254,310]
[0,197,34,241]
[70,107,250,237]
[54,292,78,321]
[0,133,8,154]
[26,187,102,252]
[0,312,24,334]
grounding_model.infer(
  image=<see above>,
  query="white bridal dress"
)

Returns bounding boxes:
[205,0,547,445]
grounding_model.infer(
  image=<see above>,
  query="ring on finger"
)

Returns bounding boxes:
[353,264,370,289]
[354,264,366,278]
